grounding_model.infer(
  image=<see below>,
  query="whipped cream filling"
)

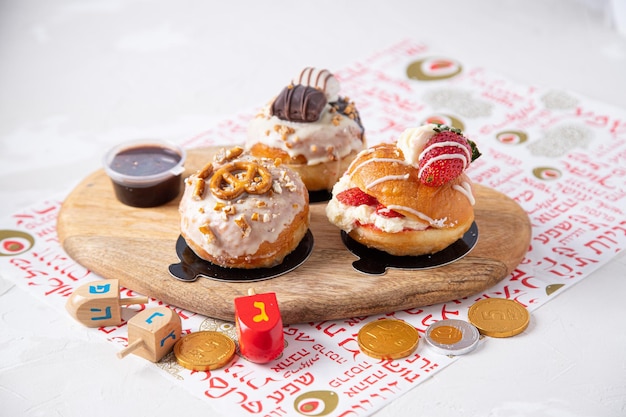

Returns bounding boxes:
[396,124,439,166]
[326,175,431,233]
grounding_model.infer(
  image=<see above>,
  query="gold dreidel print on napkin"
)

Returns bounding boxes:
[117,307,182,362]
[65,279,148,327]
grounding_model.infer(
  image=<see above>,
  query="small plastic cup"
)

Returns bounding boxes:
[103,139,187,208]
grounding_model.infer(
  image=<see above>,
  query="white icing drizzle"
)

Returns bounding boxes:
[346,148,376,172]
[452,181,475,205]
[366,173,410,189]
[418,153,469,179]
[418,141,471,164]
[387,204,439,225]
[350,157,410,177]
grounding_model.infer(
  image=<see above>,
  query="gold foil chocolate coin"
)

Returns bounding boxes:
[425,319,480,355]
[174,331,236,371]
[468,298,530,338]
[357,319,419,360]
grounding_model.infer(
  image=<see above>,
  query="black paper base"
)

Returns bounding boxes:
[340,222,479,275]
[169,230,314,283]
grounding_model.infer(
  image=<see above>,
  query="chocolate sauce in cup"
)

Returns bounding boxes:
[103,140,186,208]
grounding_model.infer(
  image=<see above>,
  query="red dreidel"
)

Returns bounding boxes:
[65,279,148,327]
[117,306,182,362]
[234,288,284,363]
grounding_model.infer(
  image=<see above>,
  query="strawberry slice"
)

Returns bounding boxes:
[375,204,404,218]
[336,187,378,206]
[418,126,480,187]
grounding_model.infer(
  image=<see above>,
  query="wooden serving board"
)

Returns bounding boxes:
[57,147,531,324]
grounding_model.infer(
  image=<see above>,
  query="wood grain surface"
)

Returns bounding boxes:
[57,147,531,324]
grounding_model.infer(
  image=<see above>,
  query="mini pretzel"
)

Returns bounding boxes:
[210,161,272,200]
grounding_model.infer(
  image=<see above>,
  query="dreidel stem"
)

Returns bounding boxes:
[117,339,144,359]
[120,296,149,306]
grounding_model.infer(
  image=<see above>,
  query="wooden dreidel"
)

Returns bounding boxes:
[117,307,182,362]
[65,279,148,327]
[234,288,284,363]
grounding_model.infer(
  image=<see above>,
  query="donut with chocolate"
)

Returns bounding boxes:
[179,147,310,269]
[246,67,366,192]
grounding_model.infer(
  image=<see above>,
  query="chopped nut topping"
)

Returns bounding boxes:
[192,178,206,200]
[256,201,267,208]
[213,146,244,163]
[226,146,244,160]
[213,148,228,163]
[251,212,260,222]
[197,162,214,179]
[234,215,251,238]
[274,124,296,141]
[331,115,342,126]
[223,205,236,216]
[214,202,226,211]
[284,179,297,192]
[198,223,216,243]
[326,145,337,161]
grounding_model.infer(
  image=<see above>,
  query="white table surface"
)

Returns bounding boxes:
[1,1,625,416]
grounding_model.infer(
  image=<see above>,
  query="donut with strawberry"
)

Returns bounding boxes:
[326,124,481,256]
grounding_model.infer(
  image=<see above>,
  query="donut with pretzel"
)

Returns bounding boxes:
[179,146,310,269]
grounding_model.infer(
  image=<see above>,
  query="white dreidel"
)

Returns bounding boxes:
[117,306,182,362]
[65,279,148,327]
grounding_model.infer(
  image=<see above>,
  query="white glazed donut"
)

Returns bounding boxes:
[246,67,366,192]
[179,147,309,269]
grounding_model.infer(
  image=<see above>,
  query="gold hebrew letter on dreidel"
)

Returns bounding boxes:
[65,279,148,327]
[252,301,269,323]
[117,307,182,362]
